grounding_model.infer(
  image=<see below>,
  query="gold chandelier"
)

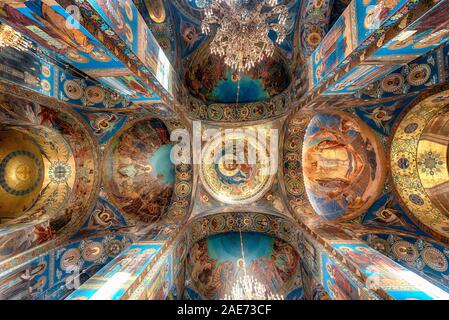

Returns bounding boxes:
[201,0,288,72]
[223,230,284,300]
[0,24,32,51]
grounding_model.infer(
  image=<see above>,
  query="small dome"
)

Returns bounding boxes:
[302,113,385,221]
[103,119,175,223]
[184,42,291,104]
[0,130,45,219]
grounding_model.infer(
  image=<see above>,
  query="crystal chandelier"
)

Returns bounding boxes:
[0,24,32,51]
[223,230,284,300]
[201,0,288,72]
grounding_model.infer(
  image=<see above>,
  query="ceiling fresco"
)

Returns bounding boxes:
[200,129,275,205]
[0,82,195,298]
[186,232,300,299]
[417,111,449,214]
[356,46,445,101]
[168,0,301,59]
[184,41,291,104]
[0,46,132,109]
[0,130,45,219]
[299,0,334,60]
[0,234,131,300]
[71,196,130,239]
[0,0,162,102]
[390,90,449,242]
[186,211,302,249]
[302,112,386,221]
[0,92,99,264]
[159,0,301,105]
[306,0,449,99]
[353,95,419,136]
[190,181,287,221]
[134,0,177,64]
[363,233,449,292]
[2,0,449,302]
[360,192,429,236]
[103,118,175,224]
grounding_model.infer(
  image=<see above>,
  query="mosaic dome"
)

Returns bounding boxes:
[200,131,274,204]
[0,130,45,218]
[184,42,291,104]
[390,90,449,240]
[187,232,299,300]
[103,119,175,223]
[302,113,385,221]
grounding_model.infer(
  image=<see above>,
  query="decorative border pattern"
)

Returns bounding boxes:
[185,211,302,249]
[186,84,295,122]
[281,110,315,218]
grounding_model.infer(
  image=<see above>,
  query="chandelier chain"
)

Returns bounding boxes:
[223,225,284,300]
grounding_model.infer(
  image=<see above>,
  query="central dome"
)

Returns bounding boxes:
[200,131,274,204]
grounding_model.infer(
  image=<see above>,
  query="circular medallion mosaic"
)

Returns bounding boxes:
[48,161,72,184]
[422,247,448,272]
[41,65,51,77]
[60,248,81,270]
[392,241,418,262]
[200,131,274,204]
[63,80,83,100]
[0,150,43,196]
[104,239,124,257]
[381,73,404,92]
[404,122,419,134]
[370,238,390,253]
[306,32,322,47]
[82,242,103,262]
[85,86,105,104]
[407,64,431,86]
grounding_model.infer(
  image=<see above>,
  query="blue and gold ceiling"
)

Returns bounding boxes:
[0,0,449,301]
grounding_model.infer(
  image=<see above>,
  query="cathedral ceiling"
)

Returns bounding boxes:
[190,119,290,221]
[0,87,194,268]
[2,0,449,301]
[0,1,446,232]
